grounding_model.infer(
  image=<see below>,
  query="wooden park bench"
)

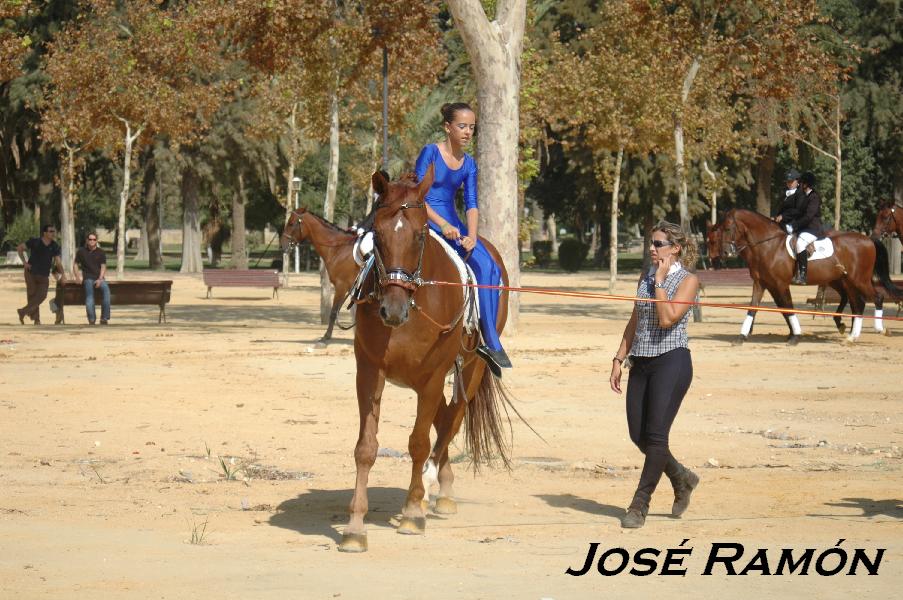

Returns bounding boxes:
[53,280,173,324]
[202,269,282,299]
[806,282,903,317]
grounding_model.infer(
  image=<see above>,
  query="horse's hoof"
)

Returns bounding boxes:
[731,335,746,346]
[421,499,429,513]
[397,517,426,535]
[314,341,328,349]
[787,334,801,346]
[337,533,368,553]
[881,328,891,337]
[434,496,458,515]
[837,323,847,335]
[844,336,856,346]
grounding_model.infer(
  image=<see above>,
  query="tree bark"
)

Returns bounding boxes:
[59,147,77,278]
[755,145,776,216]
[231,171,248,270]
[609,145,624,293]
[320,87,339,324]
[179,167,203,273]
[143,157,163,270]
[116,123,141,280]
[674,57,700,230]
[447,0,526,331]
[834,98,842,230]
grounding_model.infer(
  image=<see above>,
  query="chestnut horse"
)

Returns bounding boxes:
[280,208,358,343]
[872,201,903,239]
[338,166,513,553]
[720,209,899,343]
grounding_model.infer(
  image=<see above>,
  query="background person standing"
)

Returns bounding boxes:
[73,232,110,325]
[16,224,63,325]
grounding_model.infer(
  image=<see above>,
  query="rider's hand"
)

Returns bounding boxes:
[442,224,461,240]
[775,215,783,223]
[610,361,623,394]
[654,253,675,284]
[459,236,476,251]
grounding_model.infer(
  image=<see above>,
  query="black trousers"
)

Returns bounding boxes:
[625,348,693,508]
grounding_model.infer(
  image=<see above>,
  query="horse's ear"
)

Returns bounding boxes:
[372,169,389,196]
[417,164,434,199]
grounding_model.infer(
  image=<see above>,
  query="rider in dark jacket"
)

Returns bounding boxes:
[786,172,823,284]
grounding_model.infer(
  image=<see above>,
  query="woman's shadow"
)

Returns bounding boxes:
[269,487,409,543]
[535,493,626,521]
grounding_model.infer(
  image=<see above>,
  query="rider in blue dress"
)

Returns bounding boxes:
[414,102,512,376]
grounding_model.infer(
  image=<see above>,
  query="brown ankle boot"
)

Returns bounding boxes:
[621,501,648,529]
[671,467,700,517]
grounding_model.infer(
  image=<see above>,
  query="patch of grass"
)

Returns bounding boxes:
[188,518,209,545]
[218,456,244,481]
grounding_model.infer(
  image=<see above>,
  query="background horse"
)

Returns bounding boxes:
[339,166,513,553]
[873,200,903,239]
[720,209,898,343]
[281,208,358,343]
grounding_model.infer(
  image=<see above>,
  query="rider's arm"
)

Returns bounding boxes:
[614,307,639,361]
[654,274,699,328]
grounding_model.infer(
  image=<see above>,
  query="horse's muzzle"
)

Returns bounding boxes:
[379,293,410,327]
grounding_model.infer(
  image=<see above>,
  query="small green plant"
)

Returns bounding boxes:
[219,456,243,480]
[1,208,37,249]
[531,241,553,267]
[204,441,211,459]
[188,518,209,545]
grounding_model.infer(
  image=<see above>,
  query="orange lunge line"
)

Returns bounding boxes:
[426,280,903,323]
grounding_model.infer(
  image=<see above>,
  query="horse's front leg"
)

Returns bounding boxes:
[829,282,848,335]
[735,280,765,345]
[320,291,344,343]
[398,374,445,535]
[338,362,385,553]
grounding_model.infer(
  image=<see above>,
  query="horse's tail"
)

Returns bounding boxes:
[464,368,544,472]
[871,238,903,299]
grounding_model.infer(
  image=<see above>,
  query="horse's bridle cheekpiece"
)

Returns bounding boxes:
[372,202,427,294]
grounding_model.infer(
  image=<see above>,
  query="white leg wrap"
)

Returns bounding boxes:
[874,309,884,332]
[850,317,864,340]
[788,314,802,335]
[421,458,438,498]
[740,315,754,336]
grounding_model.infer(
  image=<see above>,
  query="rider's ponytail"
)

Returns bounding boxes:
[440,102,474,124]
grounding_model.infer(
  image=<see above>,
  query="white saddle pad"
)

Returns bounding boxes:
[785,235,834,260]
[428,229,479,334]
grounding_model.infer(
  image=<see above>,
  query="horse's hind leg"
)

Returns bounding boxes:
[773,287,802,345]
[338,363,385,553]
[829,282,848,335]
[320,292,344,343]
[398,374,446,535]
[873,292,887,334]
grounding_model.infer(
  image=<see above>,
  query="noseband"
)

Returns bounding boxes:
[281,210,305,249]
[372,202,427,294]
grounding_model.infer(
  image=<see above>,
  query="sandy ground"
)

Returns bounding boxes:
[0,267,900,599]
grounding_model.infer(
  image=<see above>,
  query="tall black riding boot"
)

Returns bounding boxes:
[791,250,808,285]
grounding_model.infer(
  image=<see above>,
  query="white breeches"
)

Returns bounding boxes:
[795,232,817,253]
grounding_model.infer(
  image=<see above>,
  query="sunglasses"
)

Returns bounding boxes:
[651,240,673,248]
[87,238,97,241]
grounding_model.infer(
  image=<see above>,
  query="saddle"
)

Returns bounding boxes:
[351,229,480,335]
[784,235,834,261]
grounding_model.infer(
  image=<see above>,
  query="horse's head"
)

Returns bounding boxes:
[720,210,743,258]
[280,207,310,253]
[370,165,434,327]
[706,221,724,264]
[872,201,899,239]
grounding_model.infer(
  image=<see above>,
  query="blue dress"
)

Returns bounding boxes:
[414,144,505,352]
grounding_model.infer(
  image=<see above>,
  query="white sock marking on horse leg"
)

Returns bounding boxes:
[421,459,438,501]
[740,315,754,336]
[873,309,884,332]
[788,314,802,335]
[850,317,863,340]
[394,218,404,232]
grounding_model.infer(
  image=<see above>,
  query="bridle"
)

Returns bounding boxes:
[280,210,305,250]
[371,202,428,295]
[875,204,902,239]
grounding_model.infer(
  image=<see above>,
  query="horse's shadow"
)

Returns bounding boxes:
[694,332,842,345]
[534,493,626,521]
[269,486,408,542]
[808,497,903,520]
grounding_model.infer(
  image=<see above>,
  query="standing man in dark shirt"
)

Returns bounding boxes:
[73,232,111,325]
[16,224,64,324]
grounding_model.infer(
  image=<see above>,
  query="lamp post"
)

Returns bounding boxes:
[292,176,302,274]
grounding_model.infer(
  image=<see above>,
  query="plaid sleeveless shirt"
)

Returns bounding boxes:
[629,265,691,357]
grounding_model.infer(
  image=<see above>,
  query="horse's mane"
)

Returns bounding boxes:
[731,208,782,231]
[300,207,355,236]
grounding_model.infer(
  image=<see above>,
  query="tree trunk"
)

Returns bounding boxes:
[447,0,526,331]
[547,213,558,254]
[231,172,248,270]
[834,99,842,230]
[136,222,149,262]
[320,88,339,324]
[59,148,77,278]
[283,102,298,282]
[179,167,203,273]
[609,146,624,293]
[755,145,776,216]
[143,158,163,270]
[674,57,700,230]
[116,124,141,280]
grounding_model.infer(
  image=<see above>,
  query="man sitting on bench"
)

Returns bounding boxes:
[73,232,111,325]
